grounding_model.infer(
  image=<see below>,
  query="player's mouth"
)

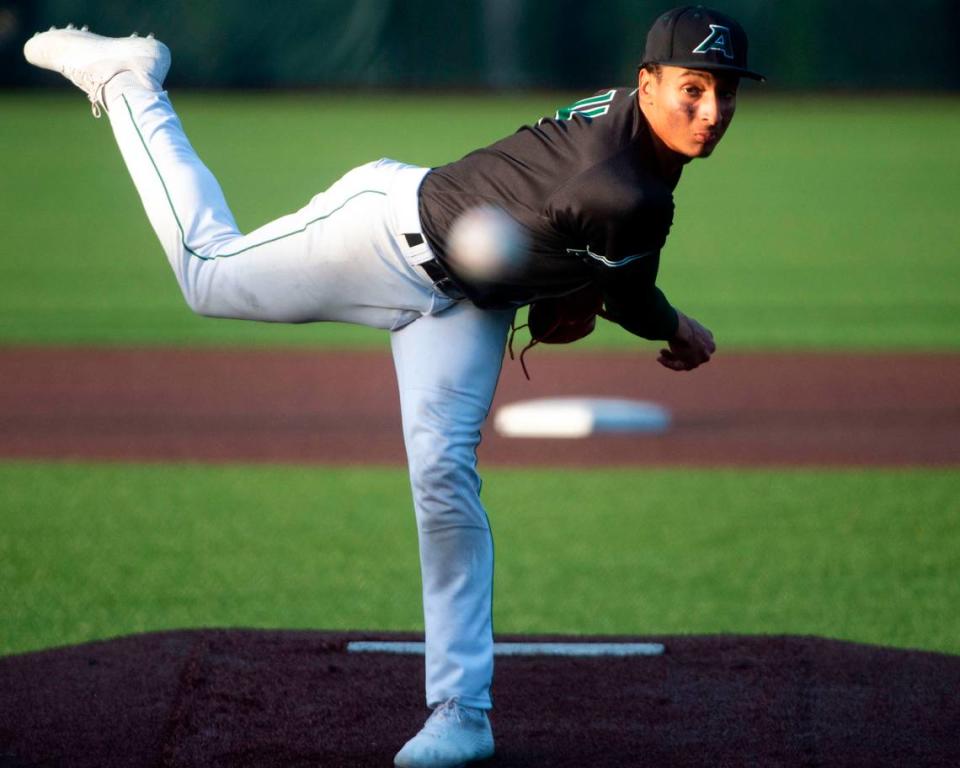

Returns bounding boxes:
[691,130,722,154]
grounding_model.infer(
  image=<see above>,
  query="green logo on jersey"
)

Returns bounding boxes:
[554,89,615,121]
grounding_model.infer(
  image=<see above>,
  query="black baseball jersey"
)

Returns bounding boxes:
[417,87,681,341]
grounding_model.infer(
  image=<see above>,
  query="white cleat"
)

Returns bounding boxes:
[23,26,170,117]
[394,699,495,768]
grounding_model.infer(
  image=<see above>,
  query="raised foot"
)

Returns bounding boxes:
[23,26,171,117]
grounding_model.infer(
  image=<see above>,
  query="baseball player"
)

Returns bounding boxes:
[24,6,761,767]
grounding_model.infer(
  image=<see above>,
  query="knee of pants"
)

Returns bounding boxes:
[180,288,223,320]
[174,262,249,321]
[407,435,488,533]
[163,254,218,318]
[181,286,209,317]
[182,289,233,320]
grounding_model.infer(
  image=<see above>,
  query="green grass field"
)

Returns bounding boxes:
[1,91,958,659]
[1,92,958,349]
[2,463,958,657]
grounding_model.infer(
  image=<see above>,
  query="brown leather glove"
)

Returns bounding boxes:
[510,285,606,378]
[528,285,605,344]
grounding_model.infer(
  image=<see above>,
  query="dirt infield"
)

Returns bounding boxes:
[3,347,958,766]
[1,347,958,466]
[1,629,958,767]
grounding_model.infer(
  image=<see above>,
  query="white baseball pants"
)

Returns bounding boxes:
[103,75,511,709]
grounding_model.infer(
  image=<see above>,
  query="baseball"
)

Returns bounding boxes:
[445,204,528,282]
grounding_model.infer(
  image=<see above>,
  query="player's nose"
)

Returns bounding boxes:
[698,90,719,125]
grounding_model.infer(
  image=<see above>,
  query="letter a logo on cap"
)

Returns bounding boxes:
[693,24,735,60]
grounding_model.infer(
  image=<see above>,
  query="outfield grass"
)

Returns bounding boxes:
[1,92,958,349]
[2,462,957,658]
[2,91,956,661]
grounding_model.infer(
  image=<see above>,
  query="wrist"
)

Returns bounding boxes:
[671,310,689,342]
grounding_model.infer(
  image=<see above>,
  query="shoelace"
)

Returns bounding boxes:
[423,699,466,733]
[37,24,102,118]
[62,67,106,117]
[54,27,157,118]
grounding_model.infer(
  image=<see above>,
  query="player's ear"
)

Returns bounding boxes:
[637,67,656,104]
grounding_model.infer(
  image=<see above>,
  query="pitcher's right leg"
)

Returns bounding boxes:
[391,301,516,710]
[390,301,514,768]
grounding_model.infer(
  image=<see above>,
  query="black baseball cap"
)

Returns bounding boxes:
[642,5,765,81]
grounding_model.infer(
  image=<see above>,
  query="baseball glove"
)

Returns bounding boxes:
[509,285,607,379]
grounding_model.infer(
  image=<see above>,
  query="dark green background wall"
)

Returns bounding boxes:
[3,0,958,90]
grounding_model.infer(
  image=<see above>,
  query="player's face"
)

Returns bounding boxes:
[638,66,738,159]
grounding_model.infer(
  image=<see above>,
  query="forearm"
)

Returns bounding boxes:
[603,285,679,341]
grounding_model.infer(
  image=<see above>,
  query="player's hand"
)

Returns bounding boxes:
[657,310,715,371]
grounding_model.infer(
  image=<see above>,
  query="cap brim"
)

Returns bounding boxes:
[643,59,766,82]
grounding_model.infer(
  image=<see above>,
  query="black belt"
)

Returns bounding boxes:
[404,232,465,300]
[419,257,447,285]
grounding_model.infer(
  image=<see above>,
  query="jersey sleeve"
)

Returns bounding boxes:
[588,204,678,340]
[597,253,679,341]
[545,156,680,341]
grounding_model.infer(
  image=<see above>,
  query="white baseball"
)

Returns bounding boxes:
[445,205,528,282]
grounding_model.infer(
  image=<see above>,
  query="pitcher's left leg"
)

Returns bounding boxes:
[391,301,515,711]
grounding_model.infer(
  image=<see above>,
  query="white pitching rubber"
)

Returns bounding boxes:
[348,641,666,656]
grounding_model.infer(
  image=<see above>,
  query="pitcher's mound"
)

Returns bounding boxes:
[1,630,958,767]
